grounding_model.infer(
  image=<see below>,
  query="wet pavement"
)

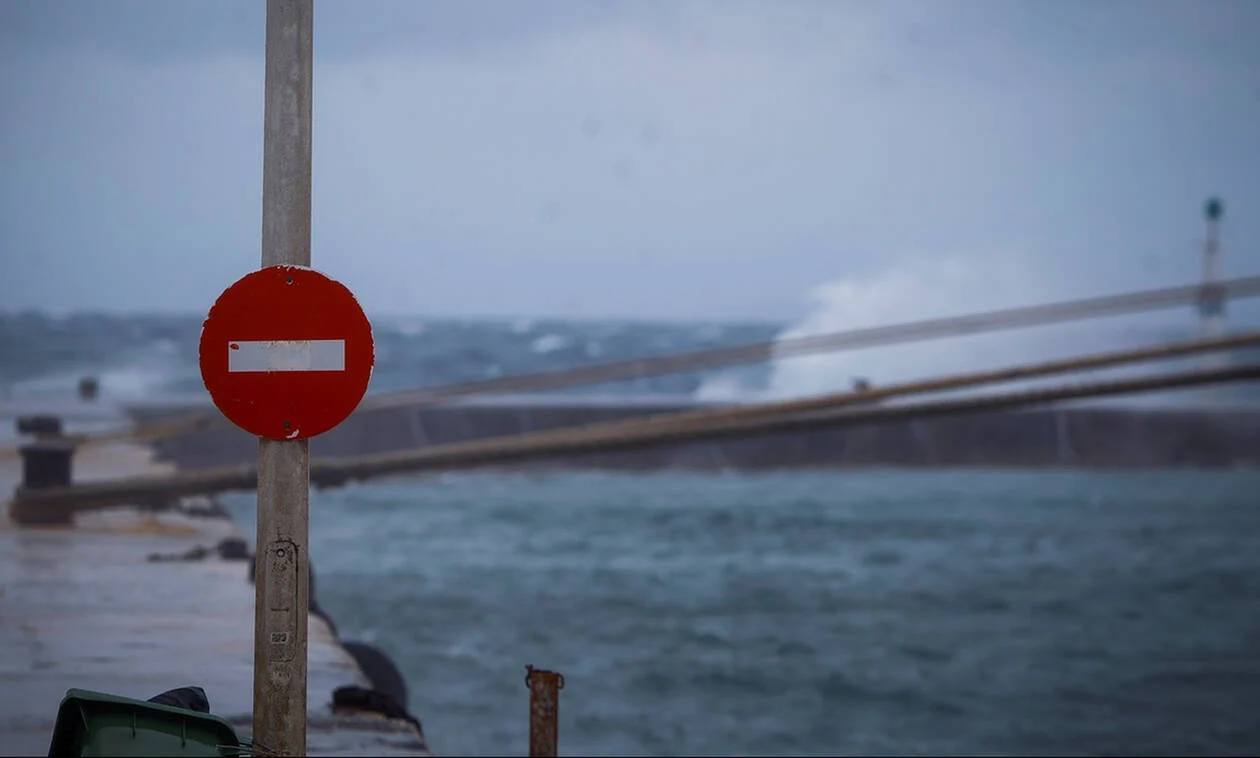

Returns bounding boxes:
[0,402,430,756]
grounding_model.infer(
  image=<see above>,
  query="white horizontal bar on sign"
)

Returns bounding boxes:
[227,340,346,373]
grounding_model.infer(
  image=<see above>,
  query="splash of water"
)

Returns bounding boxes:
[698,256,1222,407]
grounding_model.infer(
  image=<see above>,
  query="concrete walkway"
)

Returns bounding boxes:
[0,402,430,756]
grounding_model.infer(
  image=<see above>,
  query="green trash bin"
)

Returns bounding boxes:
[47,689,248,757]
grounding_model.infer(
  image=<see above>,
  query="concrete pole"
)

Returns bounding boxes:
[254,1,313,755]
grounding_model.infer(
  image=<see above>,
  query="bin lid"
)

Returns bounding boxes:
[48,688,244,757]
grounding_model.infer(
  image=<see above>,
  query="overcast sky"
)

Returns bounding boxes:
[1,0,1258,321]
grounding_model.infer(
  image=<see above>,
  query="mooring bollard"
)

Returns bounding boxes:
[12,438,77,525]
[78,375,99,402]
[525,665,564,758]
[20,440,75,489]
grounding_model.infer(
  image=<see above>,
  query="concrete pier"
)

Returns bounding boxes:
[130,396,1260,473]
[0,402,430,756]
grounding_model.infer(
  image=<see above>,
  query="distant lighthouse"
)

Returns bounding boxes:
[1198,197,1225,341]
[1198,197,1228,386]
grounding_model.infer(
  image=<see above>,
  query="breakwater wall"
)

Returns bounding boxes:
[129,397,1260,471]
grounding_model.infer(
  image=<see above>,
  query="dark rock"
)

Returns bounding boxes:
[332,685,424,737]
[145,538,252,564]
[342,641,408,708]
[147,545,210,563]
[216,537,250,561]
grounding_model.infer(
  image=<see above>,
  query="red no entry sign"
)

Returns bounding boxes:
[199,265,374,440]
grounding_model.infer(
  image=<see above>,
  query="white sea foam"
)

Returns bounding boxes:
[697,255,1219,407]
[532,334,571,354]
[10,364,175,401]
[382,316,429,337]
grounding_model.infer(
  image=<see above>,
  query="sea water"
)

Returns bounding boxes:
[5,308,1260,755]
[219,469,1260,757]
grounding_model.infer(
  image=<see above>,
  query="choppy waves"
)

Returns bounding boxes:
[3,276,1257,409]
[220,469,1260,756]
[0,311,777,402]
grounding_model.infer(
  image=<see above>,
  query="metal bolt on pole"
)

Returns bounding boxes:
[254,1,314,755]
[525,665,565,757]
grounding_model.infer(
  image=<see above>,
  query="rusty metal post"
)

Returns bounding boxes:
[525,665,565,757]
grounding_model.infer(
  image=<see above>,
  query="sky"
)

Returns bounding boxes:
[1,0,1258,322]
